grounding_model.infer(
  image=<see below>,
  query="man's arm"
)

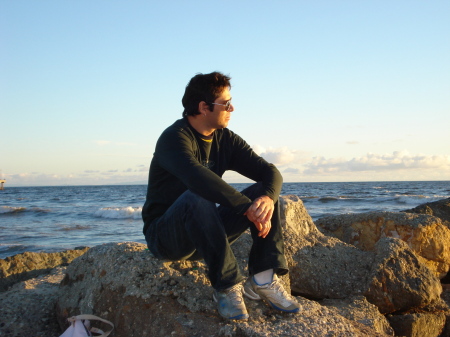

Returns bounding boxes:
[155,126,253,214]
[226,131,283,202]
[225,131,283,238]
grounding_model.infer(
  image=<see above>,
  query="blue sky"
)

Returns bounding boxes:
[1,1,449,186]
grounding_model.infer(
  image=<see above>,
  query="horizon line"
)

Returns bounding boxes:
[2,179,450,189]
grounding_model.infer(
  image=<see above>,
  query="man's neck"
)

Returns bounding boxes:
[187,115,215,137]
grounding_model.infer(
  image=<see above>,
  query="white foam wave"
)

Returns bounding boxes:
[393,194,448,206]
[94,207,142,219]
[0,206,26,214]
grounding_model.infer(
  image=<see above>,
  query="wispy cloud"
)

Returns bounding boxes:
[253,145,302,166]
[5,164,149,186]
[303,151,450,175]
[284,168,300,174]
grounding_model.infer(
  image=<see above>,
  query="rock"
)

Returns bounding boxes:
[56,242,390,336]
[387,312,446,337]
[288,234,373,299]
[0,267,66,337]
[364,238,442,314]
[315,212,450,278]
[0,247,89,292]
[321,296,395,336]
[277,199,442,314]
[4,196,448,336]
[403,197,450,225]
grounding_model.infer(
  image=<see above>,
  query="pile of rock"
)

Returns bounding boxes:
[1,197,450,336]
[0,248,89,336]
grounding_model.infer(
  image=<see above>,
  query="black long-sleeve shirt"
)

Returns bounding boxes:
[142,118,282,234]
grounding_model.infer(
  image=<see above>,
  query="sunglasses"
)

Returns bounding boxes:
[211,100,233,111]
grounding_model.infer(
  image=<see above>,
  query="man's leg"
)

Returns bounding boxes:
[219,183,300,313]
[144,190,245,290]
[218,183,288,276]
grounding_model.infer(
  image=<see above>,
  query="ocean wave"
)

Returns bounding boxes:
[94,207,142,219]
[318,196,362,203]
[0,244,31,259]
[0,206,50,215]
[389,194,448,206]
[394,193,434,199]
[0,206,27,214]
[318,197,339,202]
[299,196,319,200]
[59,224,91,231]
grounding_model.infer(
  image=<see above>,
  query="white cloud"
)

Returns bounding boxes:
[284,168,300,174]
[303,151,450,175]
[137,165,148,172]
[5,150,450,186]
[253,146,299,166]
[4,169,148,186]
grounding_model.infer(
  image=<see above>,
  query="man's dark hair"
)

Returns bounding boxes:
[182,72,231,117]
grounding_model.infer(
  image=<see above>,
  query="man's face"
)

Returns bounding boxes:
[208,87,234,130]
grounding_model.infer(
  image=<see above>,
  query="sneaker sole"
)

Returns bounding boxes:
[269,301,300,313]
[224,313,249,320]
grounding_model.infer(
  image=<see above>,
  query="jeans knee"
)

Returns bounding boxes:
[180,190,217,213]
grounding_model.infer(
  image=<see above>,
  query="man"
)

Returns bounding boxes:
[142,72,299,320]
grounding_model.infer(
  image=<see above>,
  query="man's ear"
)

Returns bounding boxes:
[198,101,210,115]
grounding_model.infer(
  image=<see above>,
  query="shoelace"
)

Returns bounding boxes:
[226,284,245,304]
[267,279,293,300]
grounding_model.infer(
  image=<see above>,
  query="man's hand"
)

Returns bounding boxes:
[244,195,274,238]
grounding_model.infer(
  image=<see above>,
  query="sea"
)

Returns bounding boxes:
[1,181,449,260]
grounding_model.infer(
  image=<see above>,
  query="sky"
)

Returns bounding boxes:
[1,0,449,186]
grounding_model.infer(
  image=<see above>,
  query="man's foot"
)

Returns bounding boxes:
[213,283,249,320]
[244,274,300,313]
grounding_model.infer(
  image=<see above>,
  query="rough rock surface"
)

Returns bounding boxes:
[315,211,450,278]
[56,241,390,337]
[387,311,446,337]
[0,247,89,292]
[0,266,66,337]
[290,235,442,314]
[403,197,450,225]
[2,196,450,336]
[364,238,442,314]
[278,199,443,314]
[320,296,394,336]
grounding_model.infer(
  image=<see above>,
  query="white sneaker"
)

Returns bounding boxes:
[213,283,249,320]
[244,274,300,313]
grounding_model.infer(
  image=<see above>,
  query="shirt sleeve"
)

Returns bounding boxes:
[155,127,253,214]
[226,131,283,201]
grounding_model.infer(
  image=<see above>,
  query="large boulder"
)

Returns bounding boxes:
[55,241,391,336]
[0,267,67,336]
[321,296,395,336]
[387,311,446,337]
[277,199,443,314]
[55,196,446,336]
[286,231,442,314]
[364,238,442,314]
[0,247,89,292]
[403,197,450,225]
[315,212,450,278]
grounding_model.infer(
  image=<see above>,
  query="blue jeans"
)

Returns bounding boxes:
[144,183,288,291]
